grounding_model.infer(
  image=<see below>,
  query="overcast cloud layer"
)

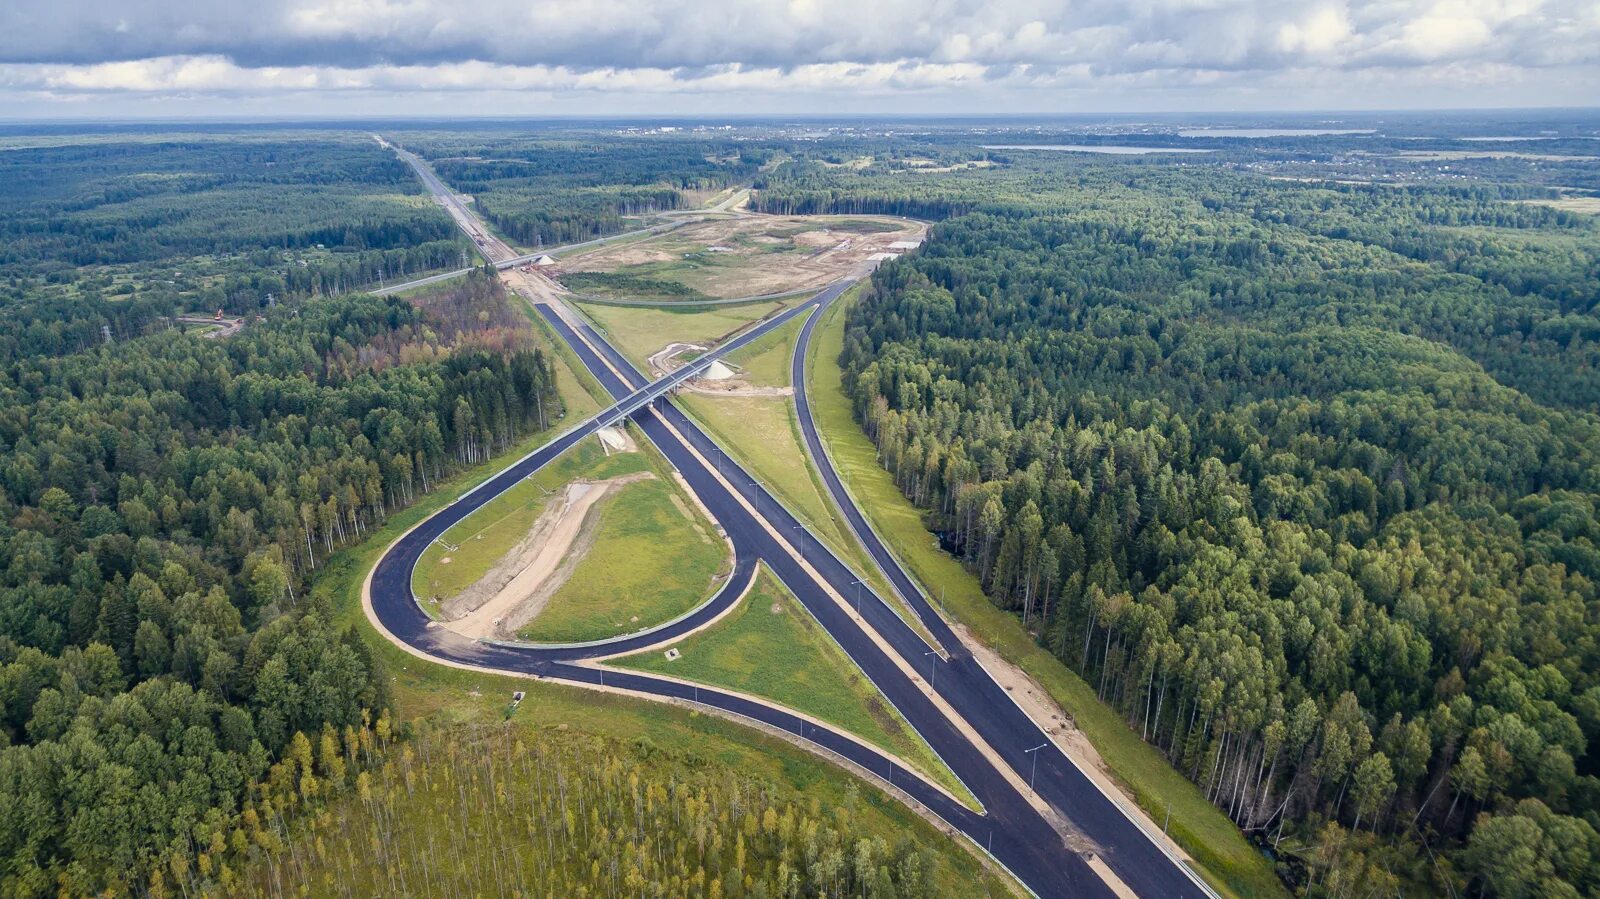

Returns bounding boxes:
[0,0,1595,117]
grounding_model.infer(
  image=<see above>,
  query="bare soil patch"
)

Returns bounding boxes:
[441,472,654,640]
[555,214,924,300]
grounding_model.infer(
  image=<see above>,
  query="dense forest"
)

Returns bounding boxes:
[4,121,1598,896]
[0,270,561,894]
[240,724,958,898]
[0,136,471,337]
[826,165,1600,894]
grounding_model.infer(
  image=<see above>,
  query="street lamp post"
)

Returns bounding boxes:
[1025,743,1048,790]
[852,578,864,613]
[924,650,944,687]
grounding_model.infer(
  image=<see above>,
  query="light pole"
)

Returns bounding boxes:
[791,526,805,560]
[1025,743,1048,790]
[924,650,945,687]
[852,578,864,613]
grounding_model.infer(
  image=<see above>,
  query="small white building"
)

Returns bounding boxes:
[888,240,922,250]
[867,252,901,262]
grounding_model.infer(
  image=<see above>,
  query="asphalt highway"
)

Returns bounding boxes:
[371,144,1222,896]
[532,296,1109,898]
[547,290,1216,898]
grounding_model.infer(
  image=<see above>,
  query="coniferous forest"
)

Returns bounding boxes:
[809,159,1600,894]
[0,269,559,894]
[0,118,1598,897]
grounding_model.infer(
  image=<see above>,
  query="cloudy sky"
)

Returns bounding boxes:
[0,0,1594,118]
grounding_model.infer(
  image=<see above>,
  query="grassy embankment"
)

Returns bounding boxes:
[807,290,1289,899]
[313,417,1020,897]
[518,454,729,643]
[671,310,920,638]
[410,440,644,615]
[720,314,802,387]
[575,297,801,371]
[409,430,730,644]
[613,565,977,809]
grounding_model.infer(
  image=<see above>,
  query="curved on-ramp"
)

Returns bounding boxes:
[366,273,1222,898]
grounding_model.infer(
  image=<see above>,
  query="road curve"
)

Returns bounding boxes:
[367,282,1117,897]
[372,143,1225,896]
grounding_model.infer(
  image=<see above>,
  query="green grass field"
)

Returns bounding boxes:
[527,309,608,419]
[410,439,648,616]
[721,315,802,387]
[576,298,799,371]
[806,290,1288,899]
[313,426,1019,898]
[517,463,730,643]
[613,565,976,809]
[678,390,929,641]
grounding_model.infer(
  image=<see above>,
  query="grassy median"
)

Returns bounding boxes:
[613,564,977,810]
[806,289,1287,899]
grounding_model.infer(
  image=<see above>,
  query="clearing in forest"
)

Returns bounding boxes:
[556,214,923,300]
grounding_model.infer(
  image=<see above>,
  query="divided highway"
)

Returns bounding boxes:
[372,143,1224,897]
[369,284,1107,896]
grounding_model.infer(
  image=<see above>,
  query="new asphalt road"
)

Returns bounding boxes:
[368,283,1222,898]
[371,140,1218,897]
[552,289,1215,898]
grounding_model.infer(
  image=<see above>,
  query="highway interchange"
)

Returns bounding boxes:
[367,147,1222,898]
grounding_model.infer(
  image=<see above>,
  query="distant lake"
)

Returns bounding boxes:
[1177,128,1376,138]
[982,144,1211,155]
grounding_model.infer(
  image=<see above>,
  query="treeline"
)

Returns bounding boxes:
[242,724,954,898]
[478,185,685,247]
[0,275,562,894]
[752,160,981,220]
[842,192,1600,895]
[0,292,179,363]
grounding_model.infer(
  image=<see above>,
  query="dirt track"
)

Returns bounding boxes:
[442,472,653,640]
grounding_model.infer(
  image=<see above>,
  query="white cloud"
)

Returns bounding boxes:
[0,0,1592,112]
